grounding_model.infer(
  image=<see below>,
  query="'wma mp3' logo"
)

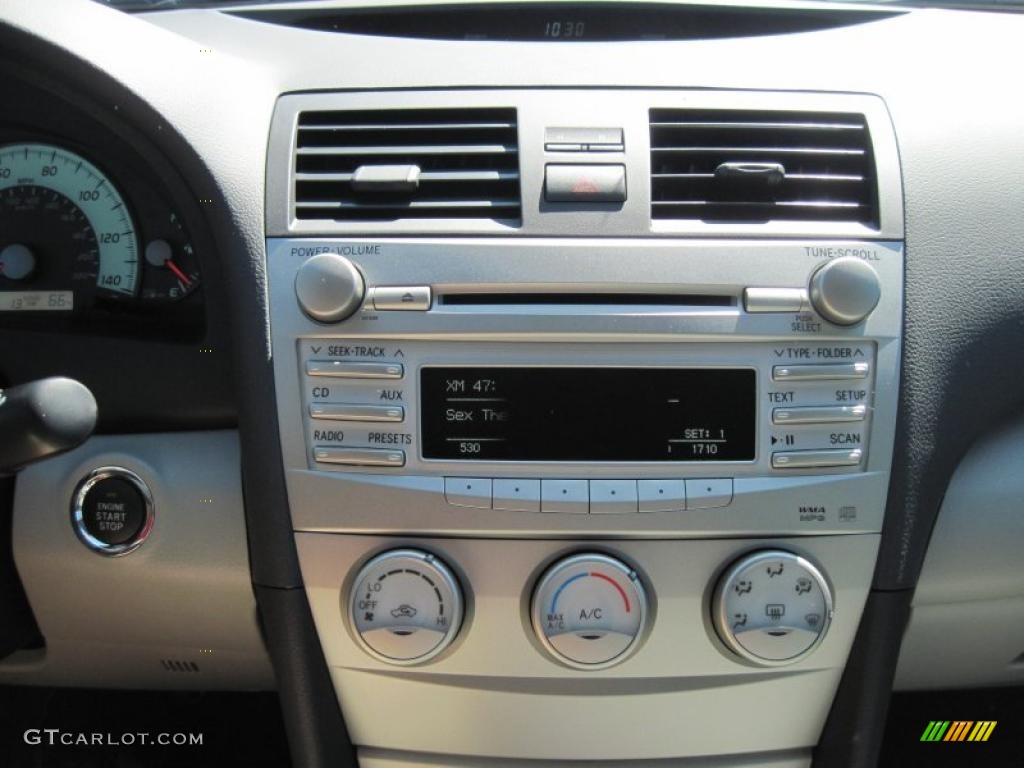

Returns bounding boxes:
[920,721,997,742]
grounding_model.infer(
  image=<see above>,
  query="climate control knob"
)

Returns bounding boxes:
[808,256,881,326]
[712,549,833,665]
[531,553,648,669]
[349,549,463,665]
[295,253,365,323]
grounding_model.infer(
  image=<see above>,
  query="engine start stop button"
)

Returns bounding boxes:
[71,467,154,555]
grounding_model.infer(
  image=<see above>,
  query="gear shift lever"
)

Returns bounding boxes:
[0,377,97,474]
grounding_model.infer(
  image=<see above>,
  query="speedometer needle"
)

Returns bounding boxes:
[165,259,192,286]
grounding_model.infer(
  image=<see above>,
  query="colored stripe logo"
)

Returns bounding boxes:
[920,721,996,742]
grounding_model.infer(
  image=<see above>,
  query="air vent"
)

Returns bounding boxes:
[293,108,521,223]
[650,109,878,227]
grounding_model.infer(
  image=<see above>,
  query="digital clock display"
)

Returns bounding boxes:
[543,20,587,39]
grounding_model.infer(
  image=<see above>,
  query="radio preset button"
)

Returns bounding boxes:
[772,362,869,382]
[313,447,406,467]
[492,479,541,512]
[772,449,862,469]
[541,479,589,514]
[589,480,639,514]
[309,403,404,422]
[637,479,686,512]
[685,478,734,509]
[772,405,866,425]
[444,477,492,509]
[371,286,432,311]
[307,360,404,379]
[743,287,808,313]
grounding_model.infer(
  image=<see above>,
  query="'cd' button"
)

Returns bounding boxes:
[81,476,146,546]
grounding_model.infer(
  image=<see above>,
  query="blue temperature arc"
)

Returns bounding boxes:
[550,572,631,615]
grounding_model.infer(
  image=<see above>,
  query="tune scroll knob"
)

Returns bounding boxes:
[294,253,365,323]
[808,256,881,326]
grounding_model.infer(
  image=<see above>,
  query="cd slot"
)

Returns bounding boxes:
[439,292,735,307]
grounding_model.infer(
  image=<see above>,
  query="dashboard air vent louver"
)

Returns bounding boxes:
[293,107,521,223]
[649,109,878,227]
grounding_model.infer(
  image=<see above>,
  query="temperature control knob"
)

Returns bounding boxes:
[808,256,881,326]
[295,253,365,323]
[349,549,463,665]
[531,553,648,669]
[712,550,833,665]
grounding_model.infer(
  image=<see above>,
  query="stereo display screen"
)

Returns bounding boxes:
[420,367,756,462]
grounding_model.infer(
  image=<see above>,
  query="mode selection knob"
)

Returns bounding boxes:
[349,549,463,665]
[808,256,881,326]
[531,553,648,669]
[712,550,833,665]
[294,253,365,323]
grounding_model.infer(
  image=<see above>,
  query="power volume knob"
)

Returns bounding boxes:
[808,256,881,326]
[295,253,365,323]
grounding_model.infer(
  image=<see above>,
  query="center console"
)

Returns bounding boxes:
[265,89,903,767]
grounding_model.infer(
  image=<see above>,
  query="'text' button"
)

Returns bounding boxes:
[444,477,493,509]
[541,479,589,514]
[589,480,638,514]
[685,479,734,509]
[637,479,686,513]
[492,479,541,512]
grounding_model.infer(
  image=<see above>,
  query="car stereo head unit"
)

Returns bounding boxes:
[266,234,901,534]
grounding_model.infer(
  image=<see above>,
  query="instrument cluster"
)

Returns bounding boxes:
[0,80,210,338]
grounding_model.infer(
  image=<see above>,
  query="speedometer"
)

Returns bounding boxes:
[0,143,139,311]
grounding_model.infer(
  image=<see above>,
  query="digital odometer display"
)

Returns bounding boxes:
[421,368,756,462]
[0,290,73,312]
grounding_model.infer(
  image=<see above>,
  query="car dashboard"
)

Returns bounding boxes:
[1,1,1023,766]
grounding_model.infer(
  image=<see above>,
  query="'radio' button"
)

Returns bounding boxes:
[541,479,589,514]
[589,480,638,514]
[493,479,541,512]
[637,479,686,513]
[445,477,492,509]
[313,447,405,467]
[685,478,734,509]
